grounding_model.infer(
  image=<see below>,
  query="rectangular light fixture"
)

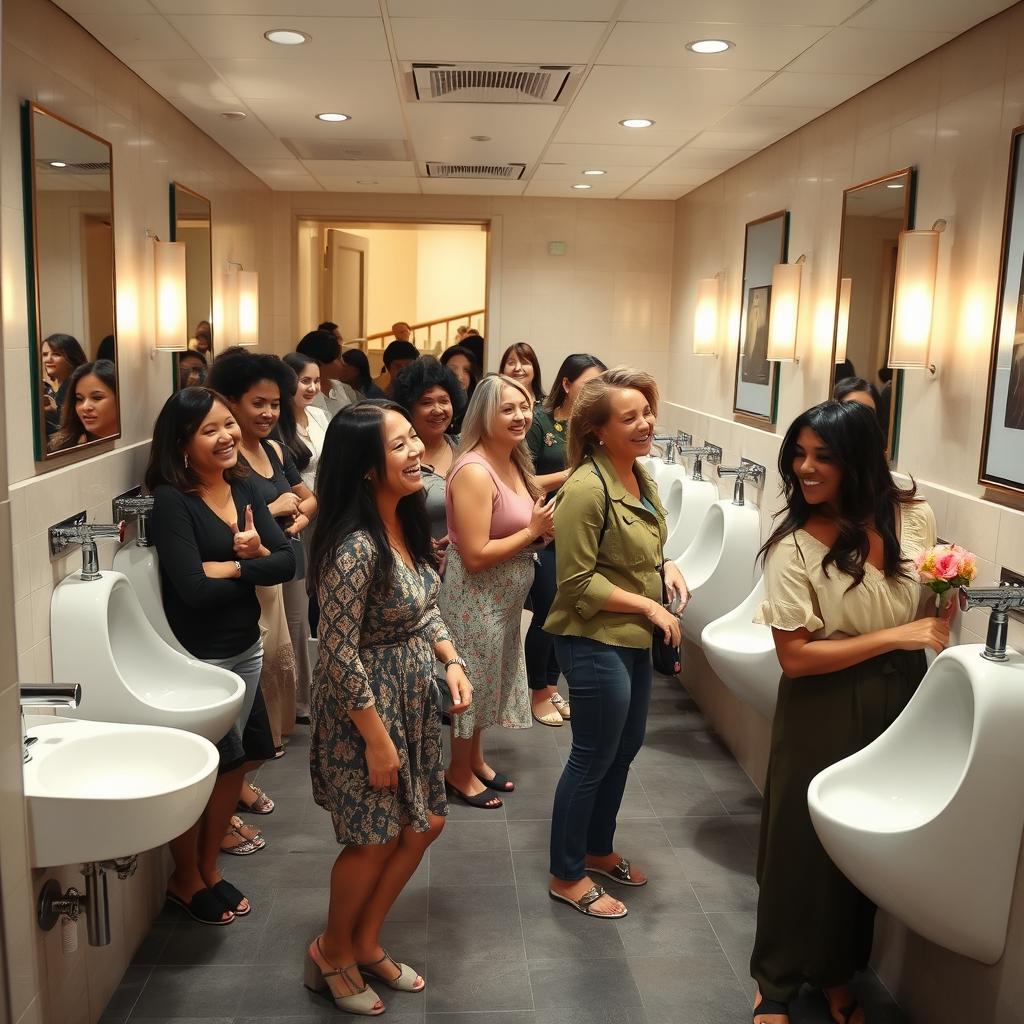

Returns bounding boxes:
[834,277,852,364]
[766,259,804,362]
[153,240,188,351]
[888,222,945,372]
[693,277,720,356]
[237,269,259,347]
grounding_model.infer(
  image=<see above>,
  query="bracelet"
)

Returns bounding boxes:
[444,656,468,672]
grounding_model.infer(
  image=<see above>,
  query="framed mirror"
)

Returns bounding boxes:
[170,182,213,391]
[23,102,119,460]
[830,168,914,458]
[734,211,788,426]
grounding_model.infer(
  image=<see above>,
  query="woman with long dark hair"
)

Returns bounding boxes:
[147,387,295,923]
[500,342,545,402]
[304,400,471,1015]
[49,359,118,451]
[525,353,607,726]
[41,332,87,436]
[750,400,951,1024]
[339,348,387,399]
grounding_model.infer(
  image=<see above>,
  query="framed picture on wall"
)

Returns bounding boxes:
[980,125,1024,495]
[734,210,788,427]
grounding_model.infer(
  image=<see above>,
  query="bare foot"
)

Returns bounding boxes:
[823,985,864,1024]
[753,989,789,1024]
[549,876,626,917]
[586,851,647,885]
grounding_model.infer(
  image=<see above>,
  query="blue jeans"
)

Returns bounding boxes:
[525,546,561,690]
[549,635,652,881]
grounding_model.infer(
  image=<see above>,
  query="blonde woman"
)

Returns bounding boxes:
[438,375,555,809]
[545,368,688,919]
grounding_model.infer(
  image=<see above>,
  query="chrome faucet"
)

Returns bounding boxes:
[49,515,126,580]
[112,494,154,547]
[961,583,1024,661]
[19,684,81,763]
[652,435,678,464]
[675,442,723,482]
[717,458,766,506]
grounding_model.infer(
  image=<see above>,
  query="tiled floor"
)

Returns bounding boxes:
[101,671,906,1023]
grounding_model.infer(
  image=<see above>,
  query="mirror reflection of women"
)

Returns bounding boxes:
[146,387,295,924]
[500,342,545,402]
[189,320,213,355]
[49,359,118,451]
[41,332,87,437]
[339,349,386,399]
[178,351,208,390]
[750,401,950,1024]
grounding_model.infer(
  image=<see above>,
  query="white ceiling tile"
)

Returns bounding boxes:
[304,160,417,178]
[391,19,607,64]
[210,59,397,106]
[523,179,623,198]
[618,0,865,26]
[310,176,423,193]
[543,143,680,167]
[387,0,620,19]
[531,163,648,185]
[152,1,379,13]
[177,108,295,160]
[742,71,882,107]
[127,59,242,110]
[785,27,955,77]
[166,15,389,62]
[72,14,195,61]
[689,129,788,150]
[620,183,693,200]
[641,149,751,182]
[243,96,407,142]
[247,158,323,189]
[55,0,154,14]
[419,178,527,196]
[598,22,830,72]
[846,0,1016,34]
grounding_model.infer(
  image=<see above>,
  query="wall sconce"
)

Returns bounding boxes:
[766,254,806,363]
[148,230,188,352]
[237,270,259,347]
[693,275,721,356]
[888,219,946,374]
[834,277,852,364]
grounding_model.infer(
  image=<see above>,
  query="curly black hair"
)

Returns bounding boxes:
[390,355,467,420]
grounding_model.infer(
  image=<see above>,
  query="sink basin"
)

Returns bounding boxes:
[701,578,781,719]
[52,571,244,742]
[24,717,218,868]
[808,644,1024,963]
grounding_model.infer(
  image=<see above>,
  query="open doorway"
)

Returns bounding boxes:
[296,220,489,376]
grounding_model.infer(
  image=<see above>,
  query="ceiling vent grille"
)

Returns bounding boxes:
[38,160,111,174]
[426,162,526,180]
[412,63,577,104]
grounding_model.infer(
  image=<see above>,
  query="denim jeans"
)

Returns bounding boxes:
[549,635,652,881]
[525,546,561,691]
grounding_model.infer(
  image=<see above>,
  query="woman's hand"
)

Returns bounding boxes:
[528,496,556,541]
[662,561,690,613]
[231,505,262,559]
[445,664,473,714]
[43,393,57,413]
[285,513,310,537]
[268,492,301,519]
[645,599,682,648]
[888,616,951,654]
[365,735,401,791]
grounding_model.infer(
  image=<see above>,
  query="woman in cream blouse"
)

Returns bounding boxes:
[750,400,953,1024]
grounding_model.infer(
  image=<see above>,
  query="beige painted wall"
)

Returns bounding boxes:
[414,226,487,331]
[664,6,1024,1022]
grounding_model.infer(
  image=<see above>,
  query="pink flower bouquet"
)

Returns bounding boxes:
[914,543,977,614]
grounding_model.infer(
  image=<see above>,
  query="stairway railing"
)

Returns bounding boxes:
[362,309,486,354]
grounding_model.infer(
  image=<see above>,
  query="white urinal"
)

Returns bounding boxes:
[701,578,781,720]
[112,541,188,655]
[655,464,693,532]
[664,478,718,561]
[637,456,662,482]
[675,499,762,646]
[808,644,1024,964]
[52,571,245,743]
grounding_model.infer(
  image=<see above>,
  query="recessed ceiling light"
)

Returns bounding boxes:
[221,110,247,120]
[583,169,606,175]
[572,184,592,190]
[316,112,350,122]
[264,29,310,45]
[620,118,655,128]
[686,39,733,54]
[49,160,67,168]
[886,182,904,189]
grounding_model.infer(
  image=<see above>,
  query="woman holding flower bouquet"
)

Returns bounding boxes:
[750,400,957,1024]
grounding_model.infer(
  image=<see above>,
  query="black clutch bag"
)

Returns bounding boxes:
[651,565,681,675]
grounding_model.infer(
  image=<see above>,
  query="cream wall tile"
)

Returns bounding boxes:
[996,508,1024,574]
[944,492,1002,563]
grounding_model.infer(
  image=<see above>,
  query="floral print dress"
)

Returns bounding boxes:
[311,530,451,845]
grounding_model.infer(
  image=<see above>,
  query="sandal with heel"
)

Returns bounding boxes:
[358,949,424,992]
[303,938,384,1016]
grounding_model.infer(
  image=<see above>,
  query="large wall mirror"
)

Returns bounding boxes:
[831,168,914,457]
[24,102,119,460]
[734,211,788,426]
[170,182,213,391]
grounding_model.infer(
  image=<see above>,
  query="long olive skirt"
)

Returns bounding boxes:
[750,648,927,1003]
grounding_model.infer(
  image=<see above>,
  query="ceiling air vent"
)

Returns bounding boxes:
[426,162,526,180]
[412,63,578,105]
[38,160,111,174]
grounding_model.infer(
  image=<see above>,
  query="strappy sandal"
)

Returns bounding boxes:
[166,888,234,926]
[531,700,563,727]
[550,692,571,719]
[237,783,274,815]
[445,780,503,809]
[209,878,250,916]
[221,816,265,856]
[358,950,424,992]
[588,856,647,887]
[753,994,789,1023]
[474,769,514,793]
[304,938,384,1016]
[548,884,627,919]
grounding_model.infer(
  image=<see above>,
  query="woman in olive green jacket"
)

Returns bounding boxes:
[545,367,689,920]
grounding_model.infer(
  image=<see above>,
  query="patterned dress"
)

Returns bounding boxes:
[311,530,450,845]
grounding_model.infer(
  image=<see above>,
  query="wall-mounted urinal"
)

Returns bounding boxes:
[701,578,781,719]
[112,539,189,655]
[808,643,1024,964]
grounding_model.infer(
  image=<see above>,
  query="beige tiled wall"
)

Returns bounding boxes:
[665,6,1024,1021]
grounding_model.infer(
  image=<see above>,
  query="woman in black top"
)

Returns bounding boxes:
[147,387,295,925]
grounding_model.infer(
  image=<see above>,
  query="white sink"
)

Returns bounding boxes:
[808,644,1024,964]
[24,717,218,868]
[701,578,781,719]
[52,571,244,743]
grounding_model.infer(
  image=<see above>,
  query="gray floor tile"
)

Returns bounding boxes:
[102,965,151,1017]
[158,894,275,965]
[533,1011,650,1024]
[519,895,628,960]
[129,965,243,1017]
[431,819,510,852]
[423,958,534,1014]
[661,817,758,880]
[131,924,174,965]
[430,846,515,886]
[426,1013,535,1024]
[507,818,551,852]
[691,876,760,914]
[427,884,526,964]
[529,958,643,1010]
[628,954,750,1022]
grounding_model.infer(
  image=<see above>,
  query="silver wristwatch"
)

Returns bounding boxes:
[444,656,468,673]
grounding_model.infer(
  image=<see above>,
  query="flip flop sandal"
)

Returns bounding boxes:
[550,692,571,719]
[358,950,425,992]
[445,780,503,809]
[753,996,790,1022]
[474,770,515,792]
[532,704,563,727]
[588,857,647,887]
[166,888,234,926]
[210,878,250,916]
[548,884,627,919]
[237,784,274,815]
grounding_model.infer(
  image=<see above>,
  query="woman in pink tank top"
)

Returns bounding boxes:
[438,375,555,809]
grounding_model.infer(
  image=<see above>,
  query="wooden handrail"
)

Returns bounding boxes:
[365,309,485,345]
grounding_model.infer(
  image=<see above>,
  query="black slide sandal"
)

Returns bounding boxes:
[753,996,789,1023]
[166,888,234,926]
[210,878,250,916]
[445,781,503,809]
[474,770,514,792]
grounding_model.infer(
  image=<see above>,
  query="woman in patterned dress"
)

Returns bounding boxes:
[439,375,556,809]
[305,399,472,1016]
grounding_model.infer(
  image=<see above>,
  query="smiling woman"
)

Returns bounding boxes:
[49,359,118,452]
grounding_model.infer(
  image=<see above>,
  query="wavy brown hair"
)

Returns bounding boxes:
[566,366,659,472]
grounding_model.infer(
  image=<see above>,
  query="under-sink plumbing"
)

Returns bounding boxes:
[676,442,723,482]
[717,458,766,506]
[112,489,154,547]
[48,512,126,580]
[38,857,138,947]
[961,583,1024,661]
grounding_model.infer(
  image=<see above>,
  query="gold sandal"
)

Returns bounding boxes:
[304,938,384,1016]
[550,692,571,719]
